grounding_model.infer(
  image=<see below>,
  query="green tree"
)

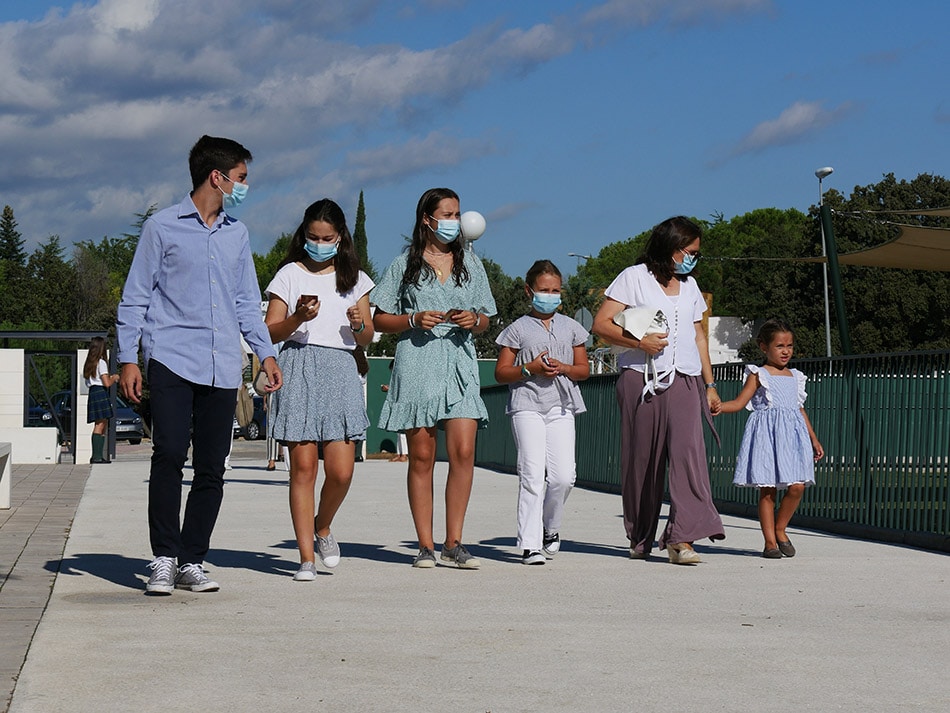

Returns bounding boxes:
[353,191,377,281]
[0,205,27,264]
[24,237,77,331]
[817,172,950,353]
[253,233,292,295]
[0,206,30,325]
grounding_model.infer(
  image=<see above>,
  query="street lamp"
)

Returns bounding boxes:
[567,252,591,270]
[815,166,834,357]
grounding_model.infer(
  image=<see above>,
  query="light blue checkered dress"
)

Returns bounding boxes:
[371,250,497,431]
[733,365,815,489]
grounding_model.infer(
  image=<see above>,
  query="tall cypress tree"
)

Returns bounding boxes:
[352,191,376,280]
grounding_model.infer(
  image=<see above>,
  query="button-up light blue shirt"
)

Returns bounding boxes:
[116,194,276,389]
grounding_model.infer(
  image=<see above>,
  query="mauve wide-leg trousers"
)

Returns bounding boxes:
[616,369,724,555]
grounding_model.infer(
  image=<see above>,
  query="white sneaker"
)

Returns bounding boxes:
[522,550,546,565]
[542,531,560,558]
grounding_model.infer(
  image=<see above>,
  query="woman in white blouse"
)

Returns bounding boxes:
[592,216,724,565]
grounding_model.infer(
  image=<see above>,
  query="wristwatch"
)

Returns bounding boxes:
[705,382,717,389]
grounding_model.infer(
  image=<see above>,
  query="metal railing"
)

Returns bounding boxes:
[477,351,950,551]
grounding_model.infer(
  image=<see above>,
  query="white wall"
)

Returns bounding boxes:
[0,349,59,464]
[707,316,751,364]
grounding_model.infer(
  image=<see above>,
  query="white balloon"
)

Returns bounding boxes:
[460,211,486,241]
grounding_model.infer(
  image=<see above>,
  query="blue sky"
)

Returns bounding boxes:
[1,0,947,279]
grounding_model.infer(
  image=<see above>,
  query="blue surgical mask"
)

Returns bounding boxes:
[304,240,339,262]
[674,250,698,275]
[218,171,249,211]
[531,291,561,314]
[430,217,460,244]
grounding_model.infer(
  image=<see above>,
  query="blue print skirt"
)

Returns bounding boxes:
[269,342,369,443]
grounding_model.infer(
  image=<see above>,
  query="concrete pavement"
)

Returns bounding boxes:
[3,450,950,712]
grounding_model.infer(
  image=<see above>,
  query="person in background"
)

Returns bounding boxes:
[84,336,117,464]
[494,260,589,565]
[117,135,282,595]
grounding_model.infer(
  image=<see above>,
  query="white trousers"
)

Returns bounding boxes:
[510,407,577,550]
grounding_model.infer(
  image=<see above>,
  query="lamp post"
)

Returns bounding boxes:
[567,252,591,271]
[815,166,834,357]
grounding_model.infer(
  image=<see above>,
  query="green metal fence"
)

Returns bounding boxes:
[477,351,950,551]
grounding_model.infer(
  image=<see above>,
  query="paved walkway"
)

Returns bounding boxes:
[2,454,949,712]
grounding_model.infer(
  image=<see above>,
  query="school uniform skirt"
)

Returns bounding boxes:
[269,342,369,443]
[86,385,113,422]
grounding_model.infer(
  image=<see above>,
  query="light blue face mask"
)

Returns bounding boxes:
[674,250,698,275]
[218,171,249,211]
[304,239,339,262]
[430,217,460,244]
[531,291,562,314]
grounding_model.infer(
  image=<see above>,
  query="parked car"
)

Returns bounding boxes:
[26,394,53,427]
[49,390,144,445]
[233,396,266,440]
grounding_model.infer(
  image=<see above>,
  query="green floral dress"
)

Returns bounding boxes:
[372,250,497,430]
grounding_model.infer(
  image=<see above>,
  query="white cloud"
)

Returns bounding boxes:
[715,100,855,164]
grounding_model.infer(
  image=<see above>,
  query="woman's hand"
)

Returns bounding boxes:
[294,295,320,322]
[412,310,446,330]
[345,304,363,331]
[706,387,721,414]
[447,309,479,331]
[638,331,669,356]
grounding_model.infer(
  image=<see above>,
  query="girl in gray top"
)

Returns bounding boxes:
[494,260,590,565]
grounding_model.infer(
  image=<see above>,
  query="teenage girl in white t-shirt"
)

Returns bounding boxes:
[83,336,117,464]
[264,199,375,581]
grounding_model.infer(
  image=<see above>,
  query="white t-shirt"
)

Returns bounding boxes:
[85,358,108,388]
[265,263,374,350]
[603,263,706,376]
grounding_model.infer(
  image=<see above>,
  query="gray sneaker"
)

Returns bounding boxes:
[174,563,220,592]
[440,541,480,569]
[293,561,318,581]
[145,556,176,595]
[316,531,341,568]
[412,547,437,568]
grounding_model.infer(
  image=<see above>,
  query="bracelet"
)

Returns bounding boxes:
[351,321,365,333]
[409,312,418,329]
[521,365,531,379]
[705,382,717,389]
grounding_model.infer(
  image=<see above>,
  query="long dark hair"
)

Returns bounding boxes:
[635,216,701,286]
[83,337,108,379]
[280,199,361,294]
[402,187,470,288]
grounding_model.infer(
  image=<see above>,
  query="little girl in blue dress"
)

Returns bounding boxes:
[717,319,824,559]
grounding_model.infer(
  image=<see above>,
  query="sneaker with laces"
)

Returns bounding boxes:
[316,531,341,568]
[522,550,545,565]
[412,547,437,568]
[293,561,318,581]
[145,556,176,595]
[174,563,220,592]
[542,531,561,558]
[440,541,480,569]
